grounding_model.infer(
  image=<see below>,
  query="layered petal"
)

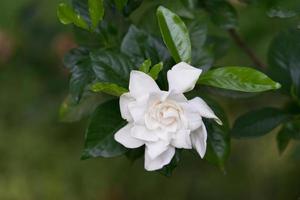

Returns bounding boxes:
[144,147,175,171]
[171,129,192,149]
[167,62,202,93]
[188,97,222,125]
[114,124,144,148]
[131,125,159,142]
[145,140,169,159]
[191,124,207,158]
[119,93,134,122]
[129,70,160,99]
[127,96,148,125]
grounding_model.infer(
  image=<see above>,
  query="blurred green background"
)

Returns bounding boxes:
[0,0,300,199]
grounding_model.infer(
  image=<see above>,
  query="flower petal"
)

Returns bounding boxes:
[191,124,207,158]
[167,62,202,93]
[188,97,222,125]
[181,102,203,131]
[119,93,134,122]
[131,125,159,142]
[145,140,169,159]
[127,95,148,125]
[114,123,144,148]
[144,147,175,171]
[129,70,160,99]
[171,129,192,149]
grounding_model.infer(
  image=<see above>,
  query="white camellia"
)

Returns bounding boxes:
[114,62,221,171]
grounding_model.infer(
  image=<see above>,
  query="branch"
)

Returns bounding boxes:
[228,28,267,70]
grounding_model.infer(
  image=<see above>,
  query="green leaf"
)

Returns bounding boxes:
[90,82,128,96]
[198,67,281,92]
[57,3,89,30]
[276,125,292,155]
[268,29,300,96]
[156,6,192,63]
[88,0,104,30]
[232,107,291,138]
[114,0,128,11]
[202,96,230,169]
[59,92,110,122]
[139,59,152,73]
[201,0,238,30]
[90,50,137,88]
[81,99,128,159]
[63,48,95,103]
[125,147,144,163]
[149,62,163,80]
[121,25,169,65]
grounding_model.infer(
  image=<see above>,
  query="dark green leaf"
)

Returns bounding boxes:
[88,0,104,30]
[232,107,291,138]
[121,25,169,65]
[125,147,144,162]
[90,82,128,96]
[123,0,143,16]
[267,7,297,18]
[198,67,281,92]
[90,49,137,88]
[64,48,95,103]
[268,29,300,96]
[81,99,128,159]
[59,92,110,122]
[202,96,230,169]
[157,6,192,63]
[201,0,238,30]
[57,3,89,30]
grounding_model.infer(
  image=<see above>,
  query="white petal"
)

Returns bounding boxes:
[127,95,148,125]
[171,129,192,149]
[131,125,159,142]
[166,91,188,103]
[114,124,144,148]
[167,62,202,93]
[191,124,207,158]
[119,93,134,122]
[144,147,175,171]
[145,140,169,159]
[181,102,203,131]
[188,97,222,125]
[129,70,160,99]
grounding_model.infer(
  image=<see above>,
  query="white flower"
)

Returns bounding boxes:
[114,62,221,171]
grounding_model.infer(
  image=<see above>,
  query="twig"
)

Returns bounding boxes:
[228,28,267,69]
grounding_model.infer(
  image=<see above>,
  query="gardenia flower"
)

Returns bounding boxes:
[114,62,221,171]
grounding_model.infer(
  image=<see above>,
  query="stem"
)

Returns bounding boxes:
[227,28,267,70]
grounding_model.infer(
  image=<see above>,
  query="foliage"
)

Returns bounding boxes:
[56,0,300,175]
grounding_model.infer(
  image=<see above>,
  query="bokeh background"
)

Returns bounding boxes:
[0,0,300,199]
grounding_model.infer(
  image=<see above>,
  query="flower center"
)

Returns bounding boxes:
[145,99,185,131]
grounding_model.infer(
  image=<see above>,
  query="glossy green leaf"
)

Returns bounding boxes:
[200,0,238,30]
[57,3,89,30]
[139,59,151,73]
[90,82,128,96]
[156,6,192,63]
[121,25,169,65]
[232,107,291,138]
[267,7,297,18]
[59,92,110,122]
[149,62,163,80]
[202,96,230,169]
[63,48,95,103]
[88,0,104,30]
[81,99,128,159]
[90,50,137,88]
[268,29,300,96]
[198,67,281,92]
